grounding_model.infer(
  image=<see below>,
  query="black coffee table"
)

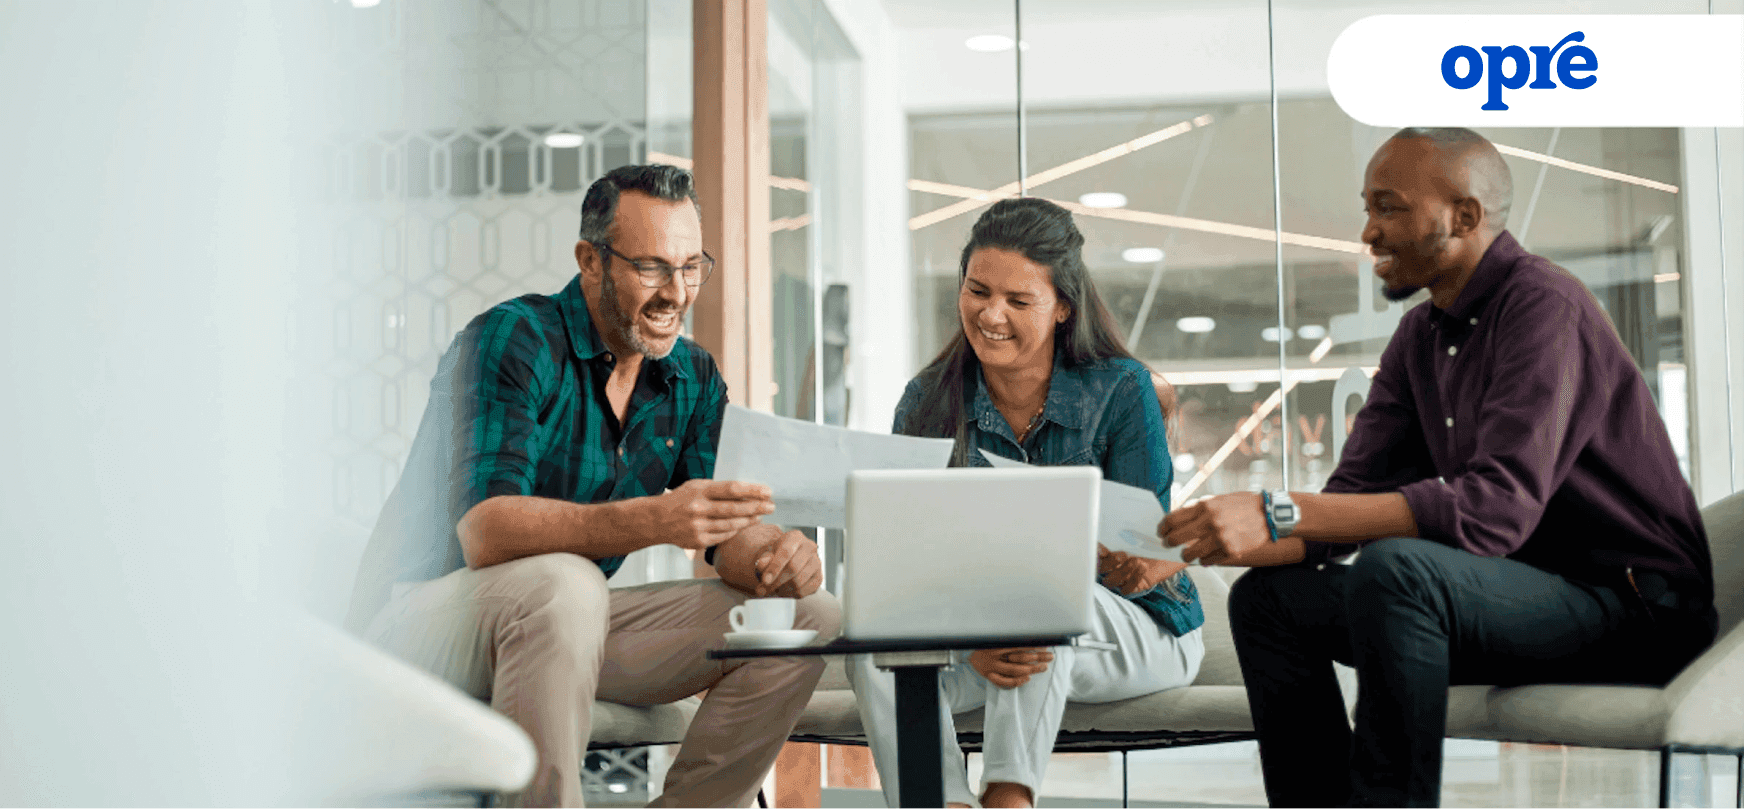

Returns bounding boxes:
[709,634,1078,808]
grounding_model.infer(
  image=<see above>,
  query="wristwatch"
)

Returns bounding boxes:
[1265,490,1299,540]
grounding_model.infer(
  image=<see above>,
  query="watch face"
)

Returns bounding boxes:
[1278,504,1296,521]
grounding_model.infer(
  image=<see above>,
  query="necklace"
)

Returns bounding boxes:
[1015,399,1047,444]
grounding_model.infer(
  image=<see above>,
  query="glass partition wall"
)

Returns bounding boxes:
[893,0,1740,805]
[909,1,1730,506]
[303,0,1739,804]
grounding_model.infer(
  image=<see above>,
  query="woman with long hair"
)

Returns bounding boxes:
[847,197,1205,808]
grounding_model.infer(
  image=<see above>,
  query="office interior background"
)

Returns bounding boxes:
[2,0,1741,805]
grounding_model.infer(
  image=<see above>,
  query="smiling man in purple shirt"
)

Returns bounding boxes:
[1160,127,1717,807]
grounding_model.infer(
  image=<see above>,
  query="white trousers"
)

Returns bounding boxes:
[846,586,1204,807]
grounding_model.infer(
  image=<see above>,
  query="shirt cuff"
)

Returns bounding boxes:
[1398,477,1456,547]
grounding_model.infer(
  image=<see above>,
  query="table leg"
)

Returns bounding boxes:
[892,665,945,807]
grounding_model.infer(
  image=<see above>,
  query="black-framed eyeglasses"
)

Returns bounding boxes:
[599,245,715,288]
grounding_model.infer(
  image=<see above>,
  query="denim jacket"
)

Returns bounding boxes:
[892,354,1204,637]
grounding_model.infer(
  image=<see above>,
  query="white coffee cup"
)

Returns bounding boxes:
[729,598,796,633]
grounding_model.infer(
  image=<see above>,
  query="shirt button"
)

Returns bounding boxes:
[665,439,674,448]
[618,447,625,457]
[1469,318,1478,326]
[1447,346,1458,356]
[1445,417,1454,427]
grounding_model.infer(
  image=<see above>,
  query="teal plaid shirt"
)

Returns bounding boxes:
[362,276,727,594]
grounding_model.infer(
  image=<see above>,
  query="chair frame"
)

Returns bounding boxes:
[788,730,1255,808]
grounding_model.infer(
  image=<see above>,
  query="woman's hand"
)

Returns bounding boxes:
[968,648,1054,689]
[1097,545,1187,596]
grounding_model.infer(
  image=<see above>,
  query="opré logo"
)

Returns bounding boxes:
[1440,32,1597,111]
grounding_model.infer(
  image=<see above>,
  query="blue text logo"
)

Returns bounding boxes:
[1440,32,1597,111]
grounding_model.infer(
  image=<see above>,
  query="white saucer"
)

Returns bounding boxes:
[723,629,818,649]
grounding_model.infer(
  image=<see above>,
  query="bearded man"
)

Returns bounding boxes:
[1159,128,1715,807]
[347,164,839,807]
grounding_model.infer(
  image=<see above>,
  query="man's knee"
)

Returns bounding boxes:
[1229,566,1291,630]
[1345,538,1444,603]
[491,553,611,646]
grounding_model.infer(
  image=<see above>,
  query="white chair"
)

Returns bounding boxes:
[289,616,536,805]
[1441,489,1744,807]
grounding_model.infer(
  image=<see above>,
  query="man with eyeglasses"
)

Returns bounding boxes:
[347,164,840,807]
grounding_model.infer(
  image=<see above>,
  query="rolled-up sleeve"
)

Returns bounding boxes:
[454,306,551,514]
[1401,291,1589,557]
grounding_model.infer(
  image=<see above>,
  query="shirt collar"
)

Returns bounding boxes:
[555,276,691,382]
[971,350,1090,433]
[1438,230,1524,325]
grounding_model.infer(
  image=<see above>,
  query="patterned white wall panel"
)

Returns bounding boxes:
[306,0,655,617]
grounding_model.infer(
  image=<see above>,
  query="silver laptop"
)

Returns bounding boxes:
[841,467,1100,641]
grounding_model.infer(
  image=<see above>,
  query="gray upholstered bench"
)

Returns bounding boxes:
[586,491,1744,807]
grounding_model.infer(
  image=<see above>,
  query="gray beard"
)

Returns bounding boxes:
[600,269,675,360]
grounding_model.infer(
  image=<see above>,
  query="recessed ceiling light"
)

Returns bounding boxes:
[1122,247,1164,263]
[544,133,585,149]
[1261,327,1295,342]
[1227,380,1259,393]
[1296,324,1327,340]
[1078,192,1127,209]
[965,34,1014,52]
[350,0,381,7]
[1176,316,1216,334]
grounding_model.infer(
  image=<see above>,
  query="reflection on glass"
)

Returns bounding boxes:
[1276,2,1701,498]
[904,2,1020,372]
[995,0,1278,506]
[768,0,858,430]
[769,0,815,422]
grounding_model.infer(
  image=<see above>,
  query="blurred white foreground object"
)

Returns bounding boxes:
[289,616,537,804]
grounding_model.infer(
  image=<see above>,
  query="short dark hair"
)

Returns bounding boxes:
[577,164,700,247]
[1389,127,1513,232]
[1391,126,1487,149]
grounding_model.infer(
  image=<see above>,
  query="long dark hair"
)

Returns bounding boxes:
[908,197,1142,464]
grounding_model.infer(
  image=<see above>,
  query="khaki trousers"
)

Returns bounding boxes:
[364,552,841,807]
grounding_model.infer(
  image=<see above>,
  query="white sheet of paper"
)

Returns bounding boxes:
[978,449,1183,563]
[714,405,955,528]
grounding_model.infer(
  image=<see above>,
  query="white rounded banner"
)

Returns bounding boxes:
[1328,15,1744,127]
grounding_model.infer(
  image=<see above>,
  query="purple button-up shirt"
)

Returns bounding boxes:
[1317,231,1713,603]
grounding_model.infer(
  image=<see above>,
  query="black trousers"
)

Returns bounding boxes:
[1228,539,1713,807]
